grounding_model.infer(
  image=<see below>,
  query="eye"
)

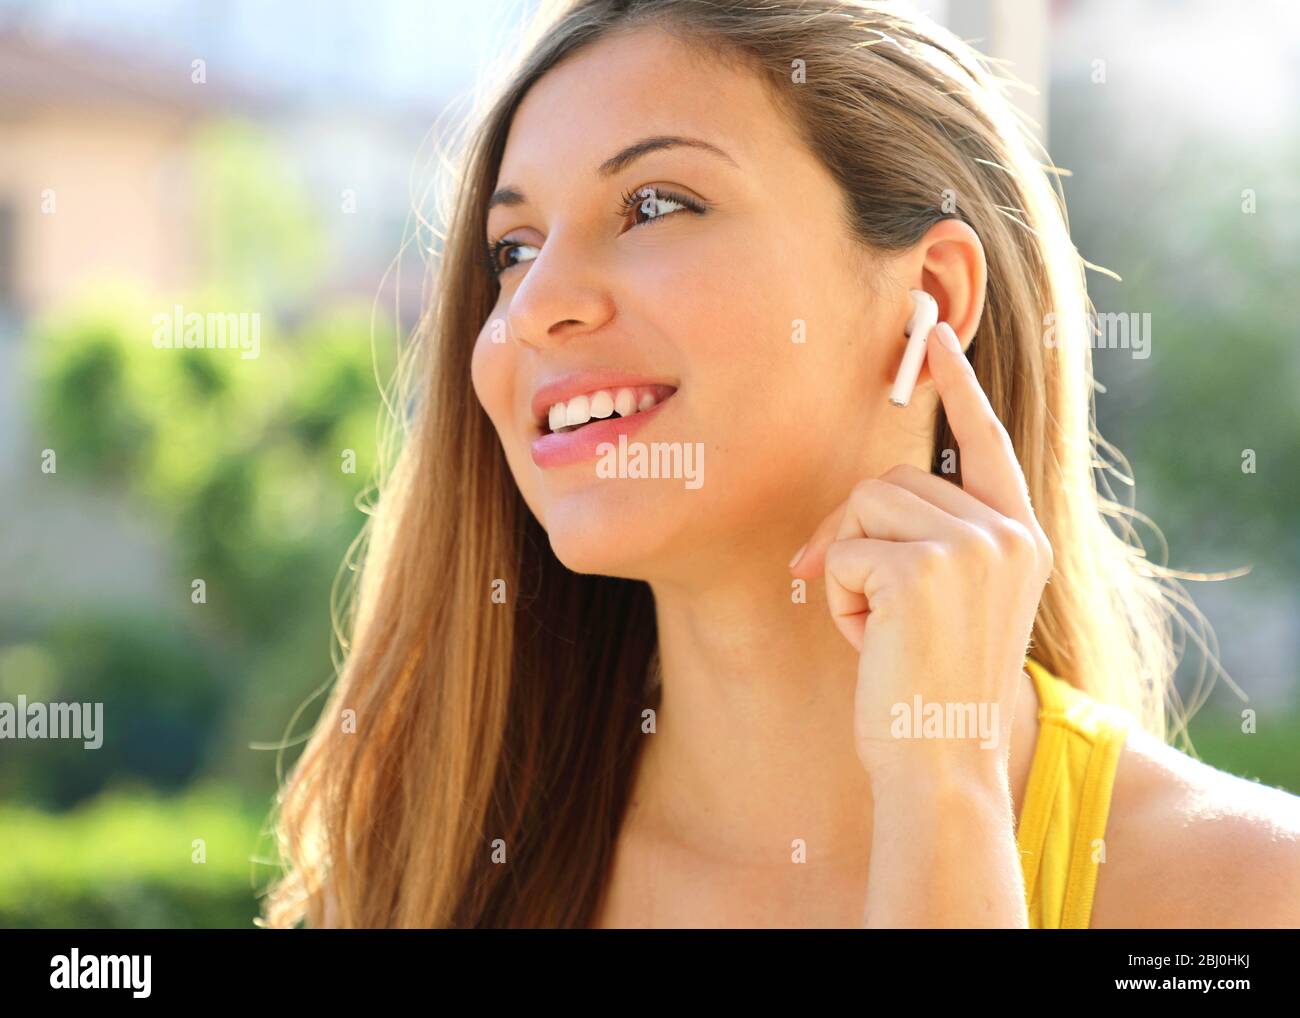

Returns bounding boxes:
[615,185,705,228]
[485,237,540,276]
[482,185,708,278]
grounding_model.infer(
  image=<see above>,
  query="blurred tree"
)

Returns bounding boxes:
[0,615,223,808]
[191,119,327,306]
[16,120,397,811]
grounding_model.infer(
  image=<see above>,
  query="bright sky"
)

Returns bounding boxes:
[0,0,541,108]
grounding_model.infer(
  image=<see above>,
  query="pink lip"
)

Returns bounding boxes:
[530,396,673,469]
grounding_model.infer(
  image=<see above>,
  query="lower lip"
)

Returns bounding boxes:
[530,397,672,469]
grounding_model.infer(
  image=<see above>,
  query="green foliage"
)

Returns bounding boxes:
[28,289,388,642]
[190,119,327,304]
[18,286,389,820]
[1051,122,1300,585]
[0,781,272,929]
[0,615,224,809]
[3,118,398,925]
[1186,708,1300,796]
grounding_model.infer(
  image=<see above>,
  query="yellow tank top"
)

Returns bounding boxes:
[1017,657,1132,928]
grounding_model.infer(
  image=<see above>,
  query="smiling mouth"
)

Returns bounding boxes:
[541,385,677,435]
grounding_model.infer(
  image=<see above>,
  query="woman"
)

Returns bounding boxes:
[259,0,1300,928]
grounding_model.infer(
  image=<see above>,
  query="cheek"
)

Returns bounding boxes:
[667,229,877,508]
[680,236,858,433]
[470,313,550,523]
[470,313,515,428]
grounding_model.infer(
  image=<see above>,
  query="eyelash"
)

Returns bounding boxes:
[483,185,707,277]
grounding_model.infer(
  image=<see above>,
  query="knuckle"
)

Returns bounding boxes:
[881,462,924,485]
[908,541,949,582]
[1035,528,1055,575]
[958,524,999,574]
[850,476,889,505]
[993,518,1037,564]
[956,522,993,561]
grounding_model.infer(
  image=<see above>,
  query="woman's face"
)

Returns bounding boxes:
[471,27,925,582]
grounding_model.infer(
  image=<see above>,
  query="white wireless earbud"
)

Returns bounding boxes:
[888,289,939,407]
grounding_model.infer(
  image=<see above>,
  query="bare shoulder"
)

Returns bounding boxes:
[1090,722,1300,928]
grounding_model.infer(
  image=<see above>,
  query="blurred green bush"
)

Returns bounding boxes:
[13,288,392,811]
[0,781,273,929]
[1185,709,1300,796]
[0,120,399,927]
[0,615,224,807]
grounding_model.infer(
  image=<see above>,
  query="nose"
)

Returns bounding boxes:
[504,227,615,350]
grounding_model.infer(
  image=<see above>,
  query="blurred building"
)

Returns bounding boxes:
[0,28,237,316]
[0,19,438,617]
[0,22,437,324]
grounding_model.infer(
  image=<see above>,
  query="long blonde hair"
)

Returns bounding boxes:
[259,0,1222,929]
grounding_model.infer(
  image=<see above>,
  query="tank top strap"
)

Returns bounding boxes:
[1017,655,1132,928]
[1024,654,1067,713]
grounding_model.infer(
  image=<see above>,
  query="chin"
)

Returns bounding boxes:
[538,481,691,580]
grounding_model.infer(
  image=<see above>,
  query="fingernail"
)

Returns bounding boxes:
[936,321,961,353]
[788,543,807,569]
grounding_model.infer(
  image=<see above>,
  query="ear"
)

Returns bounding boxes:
[913,218,987,354]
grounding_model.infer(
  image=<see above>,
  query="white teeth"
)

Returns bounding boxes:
[589,390,614,419]
[546,385,672,432]
[564,393,590,427]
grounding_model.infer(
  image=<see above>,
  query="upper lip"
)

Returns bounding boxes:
[529,370,678,430]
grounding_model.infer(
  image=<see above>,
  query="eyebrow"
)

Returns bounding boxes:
[486,135,737,215]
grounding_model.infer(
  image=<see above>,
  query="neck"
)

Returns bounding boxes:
[629,554,874,869]
[616,411,944,870]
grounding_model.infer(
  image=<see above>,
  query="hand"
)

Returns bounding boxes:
[789,320,1053,789]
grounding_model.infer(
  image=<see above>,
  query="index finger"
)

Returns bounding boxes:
[926,321,1035,529]
[788,498,846,579]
